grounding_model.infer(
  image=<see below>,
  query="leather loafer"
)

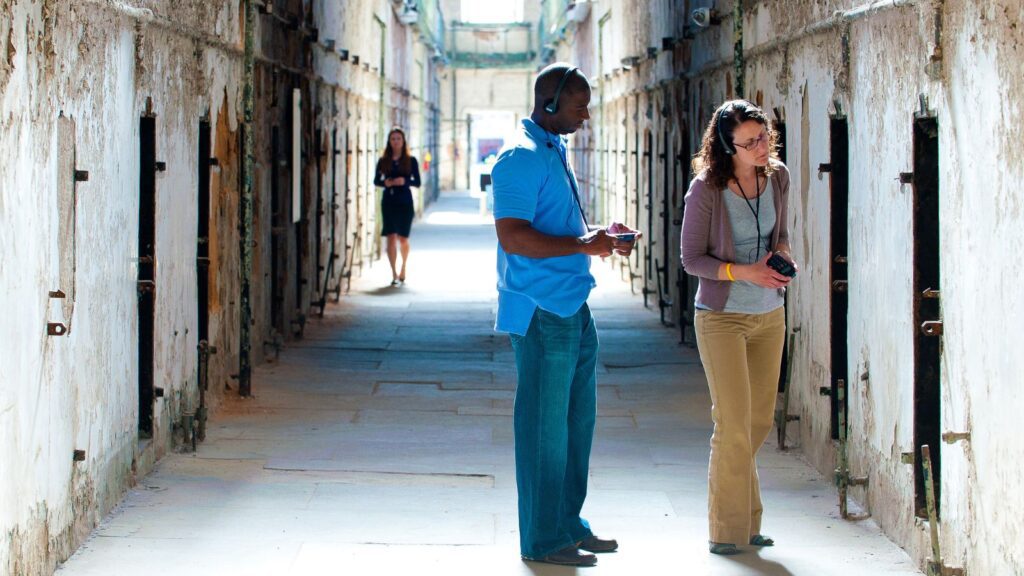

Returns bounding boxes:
[577,535,619,553]
[523,546,597,567]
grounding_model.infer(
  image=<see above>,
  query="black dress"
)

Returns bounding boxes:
[374,157,421,238]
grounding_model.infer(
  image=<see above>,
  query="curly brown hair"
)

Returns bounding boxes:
[691,100,781,191]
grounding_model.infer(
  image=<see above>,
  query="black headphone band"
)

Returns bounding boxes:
[716,107,735,155]
[546,66,579,114]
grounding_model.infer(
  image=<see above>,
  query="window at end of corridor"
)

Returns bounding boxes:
[460,0,524,23]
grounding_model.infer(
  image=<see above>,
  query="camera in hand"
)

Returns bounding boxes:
[767,253,796,277]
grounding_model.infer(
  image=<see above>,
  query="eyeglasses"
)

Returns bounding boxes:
[733,130,769,152]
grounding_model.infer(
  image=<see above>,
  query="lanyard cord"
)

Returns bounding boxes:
[735,173,766,260]
[549,133,591,231]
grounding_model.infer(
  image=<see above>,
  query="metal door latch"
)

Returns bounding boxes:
[920,321,943,336]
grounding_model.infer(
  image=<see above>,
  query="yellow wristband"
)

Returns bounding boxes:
[725,263,735,281]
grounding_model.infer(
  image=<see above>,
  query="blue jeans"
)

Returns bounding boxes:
[510,304,598,558]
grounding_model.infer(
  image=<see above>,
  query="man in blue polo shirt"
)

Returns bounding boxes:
[492,62,640,567]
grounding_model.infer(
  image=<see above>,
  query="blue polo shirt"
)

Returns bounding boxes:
[492,119,595,335]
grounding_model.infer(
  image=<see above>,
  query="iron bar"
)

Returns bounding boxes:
[775,329,800,450]
[238,0,255,397]
[921,445,942,575]
[835,377,869,519]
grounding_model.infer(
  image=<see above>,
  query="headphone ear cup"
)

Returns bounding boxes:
[544,101,557,114]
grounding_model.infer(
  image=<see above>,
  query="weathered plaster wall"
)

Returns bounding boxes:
[0,2,242,573]
[1,1,443,574]
[549,0,1024,574]
[912,2,1023,573]
[702,1,1024,574]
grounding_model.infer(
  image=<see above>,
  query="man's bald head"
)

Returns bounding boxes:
[534,63,591,110]
[531,63,592,135]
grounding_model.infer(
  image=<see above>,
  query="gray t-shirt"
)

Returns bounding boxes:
[717,179,785,314]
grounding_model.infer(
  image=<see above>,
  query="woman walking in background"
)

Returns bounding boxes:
[680,99,798,555]
[375,127,421,286]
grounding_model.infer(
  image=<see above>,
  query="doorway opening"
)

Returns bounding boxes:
[466,109,516,207]
[774,110,788,391]
[912,113,941,518]
[656,127,673,326]
[138,115,158,438]
[828,116,850,441]
[270,124,285,335]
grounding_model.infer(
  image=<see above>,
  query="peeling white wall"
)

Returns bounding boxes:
[919,2,1024,573]
[1,0,443,574]
[1,3,146,573]
[550,0,1024,574]
[731,2,1024,574]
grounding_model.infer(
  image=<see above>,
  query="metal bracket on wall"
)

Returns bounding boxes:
[941,431,970,444]
[47,323,68,336]
[47,290,68,336]
[775,328,801,450]
[291,311,306,338]
[830,99,846,120]
[920,321,943,337]
[915,94,936,120]
[921,445,966,576]
[835,378,869,520]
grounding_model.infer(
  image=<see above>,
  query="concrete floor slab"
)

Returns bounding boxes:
[56,192,921,576]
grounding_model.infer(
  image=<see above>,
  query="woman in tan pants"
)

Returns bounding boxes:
[680,100,798,555]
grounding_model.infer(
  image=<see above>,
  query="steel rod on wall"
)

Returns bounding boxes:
[239,0,256,397]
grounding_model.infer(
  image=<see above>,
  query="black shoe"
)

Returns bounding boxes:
[523,546,597,567]
[709,541,740,555]
[577,535,618,553]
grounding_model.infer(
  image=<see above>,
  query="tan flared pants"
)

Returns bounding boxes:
[695,307,785,545]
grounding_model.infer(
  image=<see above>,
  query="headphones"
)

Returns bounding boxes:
[544,67,579,115]
[716,107,735,155]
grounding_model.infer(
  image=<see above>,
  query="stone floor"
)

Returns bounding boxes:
[57,191,922,575]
